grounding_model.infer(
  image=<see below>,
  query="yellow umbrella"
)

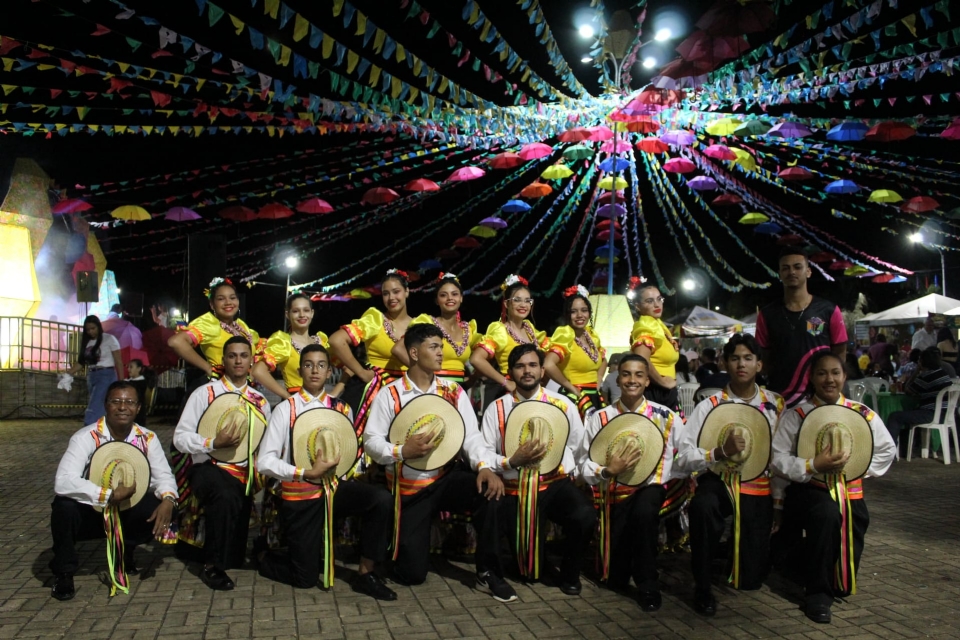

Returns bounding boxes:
[608,120,631,132]
[738,212,769,225]
[87,235,107,283]
[594,256,620,264]
[348,289,372,299]
[598,176,628,190]
[110,205,151,221]
[844,266,869,276]
[868,189,903,203]
[541,164,573,180]
[706,118,743,136]
[731,148,757,172]
[469,225,497,238]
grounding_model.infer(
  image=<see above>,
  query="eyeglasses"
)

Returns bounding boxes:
[641,296,665,305]
[107,399,139,407]
[509,297,534,305]
[301,362,329,371]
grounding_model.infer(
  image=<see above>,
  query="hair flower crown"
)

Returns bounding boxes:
[204,276,234,298]
[438,272,460,284]
[500,274,528,292]
[563,284,590,299]
[385,268,410,281]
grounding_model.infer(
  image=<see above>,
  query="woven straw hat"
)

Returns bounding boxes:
[589,413,665,486]
[797,404,874,481]
[196,392,268,464]
[88,441,151,512]
[388,394,465,471]
[504,400,570,474]
[698,402,772,482]
[292,408,359,480]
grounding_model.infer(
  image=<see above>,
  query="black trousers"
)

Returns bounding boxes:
[396,469,502,585]
[782,483,869,598]
[259,482,392,588]
[607,484,665,593]
[189,462,252,570]
[500,478,597,584]
[50,494,161,575]
[689,473,772,592]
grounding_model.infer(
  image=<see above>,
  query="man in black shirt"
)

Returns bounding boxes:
[886,348,953,455]
[695,348,719,384]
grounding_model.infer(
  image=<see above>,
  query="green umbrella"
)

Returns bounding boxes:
[563,145,593,160]
[944,207,960,220]
[733,120,770,136]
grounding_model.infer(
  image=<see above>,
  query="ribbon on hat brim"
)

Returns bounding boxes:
[101,460,129,597]
[516,467,541,580]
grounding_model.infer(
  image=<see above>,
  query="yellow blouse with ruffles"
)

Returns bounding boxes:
[410,314,482,373]
[630,315,679,378]
[177,312,262,368]
[341,307,406,373]
[548,326,607,386]
[261,330,330,390]
[478,320,551,375]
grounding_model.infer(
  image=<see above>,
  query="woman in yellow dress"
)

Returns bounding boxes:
[328,269,413,431]
[544,285,608,419]
[628,277,680,410]
[390,272,482,386]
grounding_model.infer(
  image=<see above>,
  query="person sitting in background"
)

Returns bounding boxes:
[867,335,895,372]
[676,353,696,384]
[886,347,953,455]
[699,355,731,390]
[895,349,921,382]
[844,353,865,381]
[601,353,624,405]
[125,359,149,427]
[936,327,958,365]
[695,349,720,384]
[684,350,700,377]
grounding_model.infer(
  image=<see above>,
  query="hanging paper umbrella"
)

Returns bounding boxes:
[599,157,632,173]
[598,191,625,205]
[257,203,294,219]
[598,176,629,190]
[469,226,496,239]
[448,167,486,181]
[632,88,685,107]
[944,207,960,220]
[688,176,718,191]
[754,222,783,235]
[520,182,553,198]
[480,216,508,229]
[626,119,660,134]
[738,212,769,225]
[541,164,573,180]
[867,189,903,204]
[705,119,743,136]
[595,244,621,257]
[361,187,400,205]
[767,122,813,138]
[733,120,770,137]
[296,198,335,214]
[563,145,594,160]
[597,229,623,242]
[871,273,896,283]
[518,142,553,160]
[608,121,632,133]
[712,193,742,206]
[901,196,939,213]
[827,260,854,271]
[703,144,737,161]
[940,121,960,140]
[889,275,908,283]
[731,148,757,171]
[597,204,627,219]
[436,248,459,259]
[51,198,93,214]
[559,127,592,142]
[502,199,532,213]
[110,205,151,221]
[404,178,440,191]
[809,251,837,263]
[676,30,749,61]
[489,152,523,169]
[620,98,662,116]
[219,205,257,222]
[164,206,201,221]
[778,167,813,180]
[594,256,620,265]
[609,109,646,122]
[824,180,859,195]
[777,234,805,245]
[826,122,869,142]
[865,122,915,142]
[419,259,443,270]
[600,140,632,154]
[636,138,670,153]
[697,0,776,35]
[844,266,870,276]
[587,125,615,141]
[660,130,697,146]
[597,219,622,229]
[454,237,481,249]
[657,58,714,83]
[348,289,373,299]
[663,158,697,174]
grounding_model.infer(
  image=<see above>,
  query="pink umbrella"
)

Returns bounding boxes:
[767,122,813,138]
[940,121,960,140]
[663,158,698,173]
[404,178,440,191]
[361,187,400,205]
[296,198,335,214]
[518,143,553,160]
[447,167,486,181]
[587,125,614,141]
[120,346,150,368]
[257,203,294,219]
[703,144,737,161]
[660,130,697,146]
[164,206,201,221]
[687,176,718,191]
[901,196,939,213]
[600,140,632,153]
[52,199,93,214]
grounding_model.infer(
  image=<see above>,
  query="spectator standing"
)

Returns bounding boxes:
[911,317,937,351]
[676,353,696,384]
[936,327,958,365]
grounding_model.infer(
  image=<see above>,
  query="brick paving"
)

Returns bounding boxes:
[2,418,959,640]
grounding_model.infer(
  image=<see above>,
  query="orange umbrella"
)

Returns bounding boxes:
[520,182,552,198]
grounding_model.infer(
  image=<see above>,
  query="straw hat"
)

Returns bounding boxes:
[504,400,570,474]
[797,404,874,481]
[196,392,268,464]
[292,408,359,480]
[698,403,772,482]
[388,394,465,471]
[589,413,665,486]
[88,441,151,512]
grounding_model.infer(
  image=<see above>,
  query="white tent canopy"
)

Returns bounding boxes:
[856,293,960,327]
[681,306,743,337]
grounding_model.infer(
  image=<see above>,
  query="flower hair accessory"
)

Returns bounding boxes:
[385,268,410,281]
[204,277,234,298]
[500,274,529,292]
[627,275,648,291]
[563,284,590,299]
[438,272,460,284]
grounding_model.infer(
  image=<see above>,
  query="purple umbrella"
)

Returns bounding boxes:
[164,206,202,221]
[687,176,718,191]
[102,318,143,350]
[597,204,627,219]
[480,216,508,229]
[659,130,697,146]
[767,121,813,138]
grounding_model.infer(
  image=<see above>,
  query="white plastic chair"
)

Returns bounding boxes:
[906,383,960,464]
[860,377,888,411]
[694,387,723,403]
[848,381,867,403]
[678,382,700,417]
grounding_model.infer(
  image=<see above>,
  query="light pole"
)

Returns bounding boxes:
[909,232,946,297]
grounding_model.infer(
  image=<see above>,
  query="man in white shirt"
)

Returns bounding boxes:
[256,344,395,600]
[676,334,785,616]
[911,316,937,351]
[364,324,514,602]
[481,344,595,596]
[577,354,678,612]
[50,381,178,600]
[173,336,271,591]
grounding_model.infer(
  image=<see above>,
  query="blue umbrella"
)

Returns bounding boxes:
[754,222,783,235]
[599,157,632,173]
[824,179,859,194]
[419,259,443,270]
[889,275,907,283]
[501,199,531,213]
[826,122,869,142]
[594,244,622,257]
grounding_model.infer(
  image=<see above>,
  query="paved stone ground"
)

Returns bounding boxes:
[2,418,959,640]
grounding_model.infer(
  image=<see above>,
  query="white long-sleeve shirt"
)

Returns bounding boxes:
[771,394,896,484]
[258,389,353,482]
[173,378,271,465]
[364,373,493,480]
[481,386,584,480]
[577,398,678,487]
[55,418,178,508]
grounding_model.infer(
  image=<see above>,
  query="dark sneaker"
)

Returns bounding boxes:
[694,590,717,616]
[638,590,662,612]
[201,566,235,591]
[558,579,582,596]
[51,573,75,601]
[351,573,397,601]
[804,596,832,624]
[476,571,518,603]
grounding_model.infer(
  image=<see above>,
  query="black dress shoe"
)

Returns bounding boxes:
[51,574,75,601]
[694,590,717,616]
[351,573,397,601]
[805,601,832,624]
[201,566,235,591]
[558,579,582,596]
[124,550,140,576]
[638,590,662,612]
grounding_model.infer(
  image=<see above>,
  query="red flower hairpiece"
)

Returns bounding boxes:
[627,275,648,291]
[563,284,590,299]
[386,268,409,280]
